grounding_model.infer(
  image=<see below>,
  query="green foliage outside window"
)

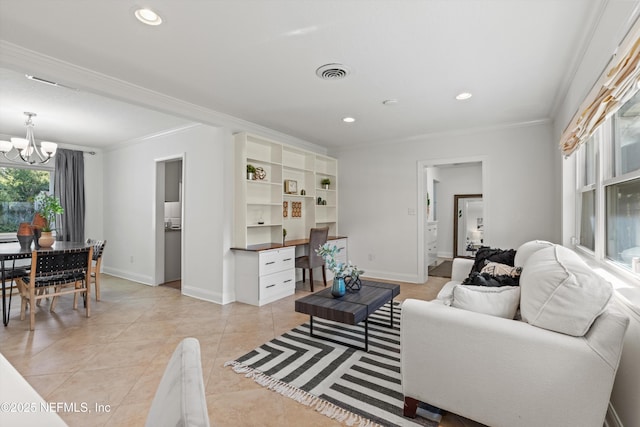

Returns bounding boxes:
[0,167,51,233]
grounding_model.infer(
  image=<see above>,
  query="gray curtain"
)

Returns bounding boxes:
[54,149,85,242]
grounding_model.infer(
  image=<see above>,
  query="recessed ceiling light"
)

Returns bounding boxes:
[342,117,356,123]
[135,8,162,26]
[456,92,473,100]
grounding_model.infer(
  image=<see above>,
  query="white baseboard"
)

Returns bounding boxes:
[362,270,420,284]
[605,402,623,427]
[102,267,153,285]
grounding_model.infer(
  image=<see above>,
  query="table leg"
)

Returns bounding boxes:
[1,259,7,327]
[364,318,368,352]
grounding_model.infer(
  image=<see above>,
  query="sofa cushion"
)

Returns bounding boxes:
[481,262,521,278]
[519,245,613,337]
[451,285,521,319]
[471,247,517,273]
[514,240,555,267]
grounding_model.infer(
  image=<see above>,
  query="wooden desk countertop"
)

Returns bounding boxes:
[232,235,347,252]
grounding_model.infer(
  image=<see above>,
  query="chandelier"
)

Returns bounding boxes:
[0,112,57,165]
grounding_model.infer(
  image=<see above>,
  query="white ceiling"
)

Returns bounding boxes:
[0,0,623,150]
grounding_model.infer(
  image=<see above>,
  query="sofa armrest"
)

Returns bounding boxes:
[450,257,474,282]
[146,338,210,427]
[400,299,624,427]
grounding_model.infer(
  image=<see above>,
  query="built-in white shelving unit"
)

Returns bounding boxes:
[234,132,338,248]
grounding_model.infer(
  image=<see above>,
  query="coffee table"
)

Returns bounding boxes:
[294,280,400,351]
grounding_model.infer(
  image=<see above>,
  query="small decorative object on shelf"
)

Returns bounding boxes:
[317,197,323,205]
[316,243,364,298]
[300,189,306,196]
[321,178,331,190]
[284,179,298,194]
[283,228,287,245]
[291,201,302,217]
[247,164,256,180]
[255,167,267,180]
[283,201,288,217]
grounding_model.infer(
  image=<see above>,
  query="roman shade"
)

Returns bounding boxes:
[560,19,640,157]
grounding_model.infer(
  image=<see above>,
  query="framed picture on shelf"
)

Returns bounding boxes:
[284,179,298,194]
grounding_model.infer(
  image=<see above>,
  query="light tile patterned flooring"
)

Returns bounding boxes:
[0,274,484,427]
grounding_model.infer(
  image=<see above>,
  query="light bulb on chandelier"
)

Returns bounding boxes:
[0,112,57,165]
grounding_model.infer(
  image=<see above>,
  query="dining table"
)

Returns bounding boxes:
[0,240,92,327]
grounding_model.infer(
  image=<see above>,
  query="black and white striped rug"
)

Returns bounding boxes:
[225,303,440,427]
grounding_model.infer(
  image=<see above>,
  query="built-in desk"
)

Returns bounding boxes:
[232,236,347,306]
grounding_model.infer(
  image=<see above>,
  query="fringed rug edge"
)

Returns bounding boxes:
[225,360,384,427]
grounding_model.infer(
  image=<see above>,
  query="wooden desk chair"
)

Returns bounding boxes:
[295,227,329,292]
[15,247,93,331]
[86,239,107,301]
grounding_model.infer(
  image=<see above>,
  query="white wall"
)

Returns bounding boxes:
[101,124,236,304]
[434,164,483,258]
[334,121,558,283]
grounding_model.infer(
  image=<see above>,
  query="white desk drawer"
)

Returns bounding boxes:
[259,269,295,300]
[259,247,295,276]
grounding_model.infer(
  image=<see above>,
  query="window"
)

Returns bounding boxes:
[577,89,640,273]
[578,136,596,251]
[0,166,52,236]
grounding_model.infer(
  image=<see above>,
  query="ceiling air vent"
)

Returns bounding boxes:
[315,63,351,80]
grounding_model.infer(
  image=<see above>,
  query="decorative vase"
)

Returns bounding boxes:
[247,172,254,180]
[39,231,55,248]
[17,222,34,250]
[32,212,47,230]
[331,276,346,298]
[32,227,42,249]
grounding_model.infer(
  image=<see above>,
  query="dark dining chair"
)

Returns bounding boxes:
[86,239,107,301]
[295,227,329,292]
[15,247,93,331]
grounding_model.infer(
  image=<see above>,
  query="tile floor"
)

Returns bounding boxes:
[0,274,484,427]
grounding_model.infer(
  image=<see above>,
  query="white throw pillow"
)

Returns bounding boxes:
[451,285,521,319]
[519,245,613,337]
[514,240,555,268]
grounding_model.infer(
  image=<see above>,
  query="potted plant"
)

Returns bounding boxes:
[282,228,287,245]
[34,192,64,247]
[316,243,363,297]
[247,164,256,180]
[321,178,331,190]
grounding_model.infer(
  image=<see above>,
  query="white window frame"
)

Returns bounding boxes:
[575,106,640,282]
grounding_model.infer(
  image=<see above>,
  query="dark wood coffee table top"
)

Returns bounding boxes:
[295,280,400,325]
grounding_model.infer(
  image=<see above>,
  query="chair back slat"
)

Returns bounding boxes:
[308,227,329,268]
[32,248,93,279]
[86,239,106,261]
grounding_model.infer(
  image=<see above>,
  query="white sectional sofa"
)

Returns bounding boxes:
[401,241,629,427]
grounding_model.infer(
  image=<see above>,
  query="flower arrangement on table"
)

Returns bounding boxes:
[316,243,364,294]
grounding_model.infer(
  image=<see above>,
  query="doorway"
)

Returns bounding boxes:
[416,156,487,283]
[154,155,185,289]
[453,194,483,258]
